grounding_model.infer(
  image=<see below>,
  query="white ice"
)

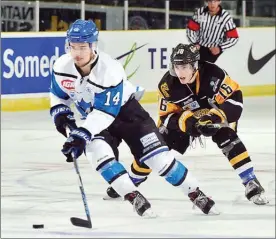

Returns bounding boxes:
[1,96,275,238]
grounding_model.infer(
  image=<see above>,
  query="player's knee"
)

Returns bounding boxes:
[86,139,115,168]
[86,139,127,183]
[212,127,246,158]
[212,127,238,148]
[144,150,188,186]
[143,150,175,174]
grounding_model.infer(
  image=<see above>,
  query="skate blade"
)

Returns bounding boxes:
[251,194,269,205]
[142,208,158,218]
[208,205,220,215]
[103,195,122,201]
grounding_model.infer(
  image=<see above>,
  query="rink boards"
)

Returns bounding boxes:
[1,28,275,111]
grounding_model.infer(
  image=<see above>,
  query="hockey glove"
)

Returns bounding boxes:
[196,108,226,137]
[50,104,77,137]
[178,110,201,137]
[62,127,92,161]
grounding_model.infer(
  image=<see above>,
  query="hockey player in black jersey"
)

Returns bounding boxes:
[106,43,268,206]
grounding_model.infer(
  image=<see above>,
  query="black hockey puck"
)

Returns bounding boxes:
[33,224,44,229]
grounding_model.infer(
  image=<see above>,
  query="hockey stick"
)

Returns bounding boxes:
[196,99,229,134]
[70,153,92,229]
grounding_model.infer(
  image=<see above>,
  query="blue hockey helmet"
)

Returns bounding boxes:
[66,19,99,44]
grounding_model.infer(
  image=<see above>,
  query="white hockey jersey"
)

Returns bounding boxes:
[50,51,144,136]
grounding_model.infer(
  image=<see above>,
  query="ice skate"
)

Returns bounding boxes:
[124,191,157,218]
[103,178,146,200]
[188,188,220,215]
[103,186,122,200]
[245,178,269,205]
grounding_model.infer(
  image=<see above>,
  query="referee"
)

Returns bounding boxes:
[186,0,239,63]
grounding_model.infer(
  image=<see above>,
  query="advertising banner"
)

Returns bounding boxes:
[1,35,65,95]
[1,28,275,111]
[99,28,275,91]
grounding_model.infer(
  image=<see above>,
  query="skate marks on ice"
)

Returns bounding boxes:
[2,185,273,239]
[1,162,274,238]
[2,97,275,237]
[0,229,242,239]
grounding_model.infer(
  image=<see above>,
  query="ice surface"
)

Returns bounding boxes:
[1,96,275,238]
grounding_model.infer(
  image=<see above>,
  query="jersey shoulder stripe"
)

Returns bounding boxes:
[53,70,77,79]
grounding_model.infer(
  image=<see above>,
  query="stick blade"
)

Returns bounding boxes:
[70,217,92,228]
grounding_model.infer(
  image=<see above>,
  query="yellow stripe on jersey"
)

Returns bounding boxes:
[229,151,249,166]
[195,71,200,95]
[215,76,240,104]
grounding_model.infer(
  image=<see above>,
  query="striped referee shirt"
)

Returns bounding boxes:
[186,6,239,51]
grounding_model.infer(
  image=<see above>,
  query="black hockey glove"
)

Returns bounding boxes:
[178,110,201,137]
[50,104,77,137]
[61,127,92,161]
[196,108,226,137]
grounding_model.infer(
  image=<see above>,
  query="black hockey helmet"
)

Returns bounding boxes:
[170,43,200,65]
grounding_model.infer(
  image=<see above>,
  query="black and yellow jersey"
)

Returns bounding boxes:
[157,61,243,129]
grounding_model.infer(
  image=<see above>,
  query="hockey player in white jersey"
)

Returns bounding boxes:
[50,19,219,216]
